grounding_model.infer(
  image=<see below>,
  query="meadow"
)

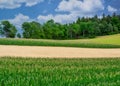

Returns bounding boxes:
[0,34,120,48]
[0,57,120,86]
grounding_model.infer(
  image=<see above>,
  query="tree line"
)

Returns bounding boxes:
[0,13,120,39]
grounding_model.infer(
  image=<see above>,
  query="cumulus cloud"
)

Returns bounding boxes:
[56,0,104,13]
[37,0,104,23]
[107,5,117,13]
[3,0,105,25]
[9,14,31,28]
[37,14,78,24]
[0,0,44,9]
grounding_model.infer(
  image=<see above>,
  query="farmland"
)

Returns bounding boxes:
[0,1,120,86]
[0,57,120,86]
[0,34,120,48]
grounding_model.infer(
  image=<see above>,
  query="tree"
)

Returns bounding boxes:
[80,22,90,37]
[113,25,119,34]
[1,21,17,38]
[22,21,44,39]
[43,19,63,39]
[17,33,21,38]
[0,22,4,37]
[20,13,120,39]
[22,22,31,38]
[70,23,80,38]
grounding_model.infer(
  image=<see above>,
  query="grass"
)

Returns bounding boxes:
[0,57,120,86]
[0,34,120,48]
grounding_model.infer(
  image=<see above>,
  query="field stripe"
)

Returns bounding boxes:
[0,45,120,58]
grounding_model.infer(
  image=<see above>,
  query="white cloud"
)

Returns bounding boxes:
[3,0,106,26]
[0,0,44,9]
[37,0,104,24]
[107,5,117,13]
[56,0,104,13]
[37,14,77,24]
[9,14,31,28]
[37,13,95,24]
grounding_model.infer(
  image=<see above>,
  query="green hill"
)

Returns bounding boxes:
[0,34,120,48]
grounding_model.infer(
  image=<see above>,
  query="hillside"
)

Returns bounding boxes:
[0,34,120,48]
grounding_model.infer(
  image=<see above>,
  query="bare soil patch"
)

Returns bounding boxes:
[0,45,120,58]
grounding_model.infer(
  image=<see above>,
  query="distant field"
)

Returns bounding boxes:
[0,57,120,86]
[0,34,120,48]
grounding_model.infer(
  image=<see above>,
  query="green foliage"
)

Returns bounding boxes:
[1,13,120,39]
[0,34,120,48]
[17,33,21,38]
[0,57,120,86]
[22,13,120,39]
[0,21,17,38]
[0,23,4,35]
[22,21,44,39]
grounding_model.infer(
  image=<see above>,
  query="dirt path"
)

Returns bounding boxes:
[0,45,120,58]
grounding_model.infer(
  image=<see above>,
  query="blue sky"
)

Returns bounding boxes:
[0,0,120,28]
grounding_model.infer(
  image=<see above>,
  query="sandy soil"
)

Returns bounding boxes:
[0,45,120,58]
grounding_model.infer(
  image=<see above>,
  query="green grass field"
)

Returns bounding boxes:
[0,34,120,48]
[0,57,120,86]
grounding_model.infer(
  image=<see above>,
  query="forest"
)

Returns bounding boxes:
[0,13,120,39]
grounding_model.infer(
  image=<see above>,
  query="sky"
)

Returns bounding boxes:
[0,0,120,29]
